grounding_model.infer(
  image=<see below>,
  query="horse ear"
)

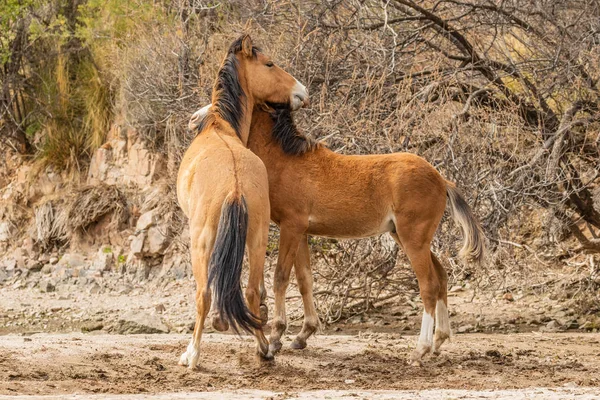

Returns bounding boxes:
[241,35,253,58]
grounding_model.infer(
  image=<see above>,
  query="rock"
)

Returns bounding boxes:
[579,321,592,330]
[88,282,101,295]
[502,292,514,302]
[155,304,166,313]
[12,248,26,269]
[112,311,169,334]
[39,280,55,293]
[0,268,8,284]
[136,210,157,231]
[130,234,145,256]
[93,247,114,272]
[457,324,474,333]
[542,320,561,332]
[0,221,14,242]
[81,322,104,333]
[146,226,169,254]
[26,260,43,272]
[53,266,73,281]
[49,257,59,265]
[4,258,17,271]
[450,285,464,293]
[58,253,87,269]
[41,264,52,274]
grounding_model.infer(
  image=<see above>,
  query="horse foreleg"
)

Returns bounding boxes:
[290,235,319,350]
[246,226,273,360]
[259,277,268,326]
[269,225,303,354]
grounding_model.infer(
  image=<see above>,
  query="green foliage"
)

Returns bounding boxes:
[0,0,34,64]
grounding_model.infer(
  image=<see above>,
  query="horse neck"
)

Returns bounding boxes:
[248,109,279,156]
[210,57,255,146]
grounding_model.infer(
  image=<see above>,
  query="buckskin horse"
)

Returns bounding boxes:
[189,104,485,366]
[177,36,308,369]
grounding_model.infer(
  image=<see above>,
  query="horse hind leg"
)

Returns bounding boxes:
[431,252,451,354]
[290,235,319,350]
[390,231,439,366]
[179,235,212,370]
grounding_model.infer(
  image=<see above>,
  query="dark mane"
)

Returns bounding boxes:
[209,36,260,138]
[270,108,320,155]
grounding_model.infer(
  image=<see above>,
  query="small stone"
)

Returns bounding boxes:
[41,264,52,274]
[579,321,592,330]
[146,226,169,255]
[450,285,463,293]
[542,320,561,332]
[88,282,101,295]
[58,253,86,269]
[502,293,514,302]
[155,304,166,313]
[81,323,104,333]
[26,260,43,272]
[93,247,114,272]
[136,210,157,231]
[457,324,474,333]
[130,234,145,256]
[344,379,355,384]
[49,257,59,265]
[111,311,169,334]
[39,280,55,293]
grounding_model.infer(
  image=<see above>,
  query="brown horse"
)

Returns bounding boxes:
[189,105,484,365]
[177,36,308,369]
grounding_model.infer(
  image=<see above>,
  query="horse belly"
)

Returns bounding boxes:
[306,210,395,239]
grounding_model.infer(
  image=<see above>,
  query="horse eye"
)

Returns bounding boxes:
[266,62,274,68]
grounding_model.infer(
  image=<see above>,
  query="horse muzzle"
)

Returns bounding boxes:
[290,81,309,111]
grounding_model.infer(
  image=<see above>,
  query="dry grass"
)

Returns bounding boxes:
[34,184,128,249]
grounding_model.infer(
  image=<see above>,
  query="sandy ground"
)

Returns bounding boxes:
[1,332,599,398]
[1,277,599,399]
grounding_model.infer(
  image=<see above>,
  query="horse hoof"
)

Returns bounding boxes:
[260,351,275,361]
[290,338,307,350]
[410,359,423,367]
[269,340,282,354]
[259,305,269,326]
[178,352,188,367]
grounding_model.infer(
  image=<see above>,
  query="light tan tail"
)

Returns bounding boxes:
[446,182,486,263]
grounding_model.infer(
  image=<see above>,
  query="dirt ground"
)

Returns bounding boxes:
[1,331,600,398]
[1,282,600,399]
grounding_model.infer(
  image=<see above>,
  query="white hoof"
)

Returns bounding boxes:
[178,351,189,367]
[179,341,200,370]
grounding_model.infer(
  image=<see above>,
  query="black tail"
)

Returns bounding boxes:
[207,194,261,334]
